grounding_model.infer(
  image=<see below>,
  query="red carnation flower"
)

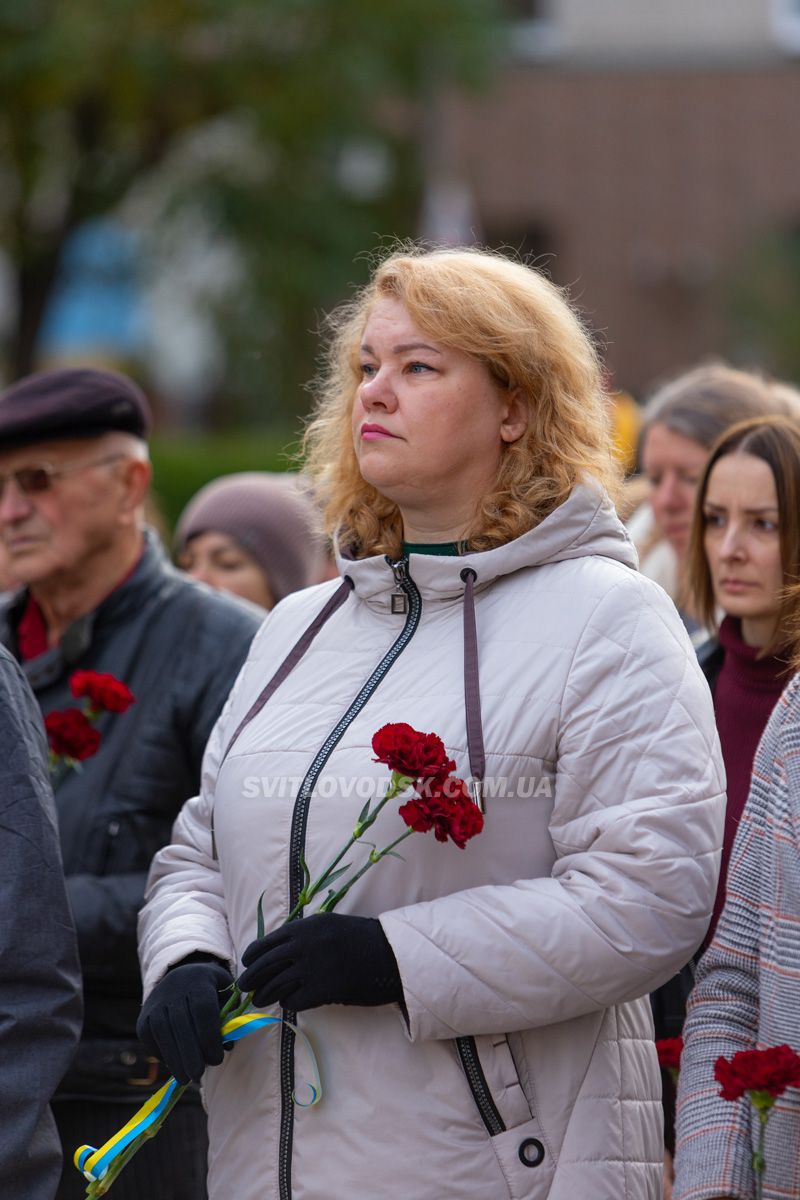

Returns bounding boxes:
[45,709,102,762]
[372,722,455,782]
[70,670,135,714]
[399,776,483,849]
[656,1037,683,1073]
[715,1045,800,1103]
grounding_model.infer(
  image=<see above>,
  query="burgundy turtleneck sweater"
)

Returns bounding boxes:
[708,615,790,938]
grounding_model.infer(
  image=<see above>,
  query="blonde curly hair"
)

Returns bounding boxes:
[303,245,620,559]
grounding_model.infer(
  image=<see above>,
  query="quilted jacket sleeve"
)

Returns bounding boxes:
[0,653,82,1199]
[138,618,272,997]
[672,681,796,1200]
[137,707,237,996]
[380,575,725,1042]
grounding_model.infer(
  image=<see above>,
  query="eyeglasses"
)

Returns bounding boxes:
[0,453,125,501]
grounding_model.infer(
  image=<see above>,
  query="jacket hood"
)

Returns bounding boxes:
[337,482,638,604]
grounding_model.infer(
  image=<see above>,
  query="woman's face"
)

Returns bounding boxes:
[702,451,783,647]
[641,423,708,559]
[178,532,274,610]
[351,297,526,541]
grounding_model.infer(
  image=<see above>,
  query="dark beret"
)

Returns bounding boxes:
[0,367,152,448]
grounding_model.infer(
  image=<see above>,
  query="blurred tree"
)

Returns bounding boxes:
[0,0,500,420]
[727,227,800,385]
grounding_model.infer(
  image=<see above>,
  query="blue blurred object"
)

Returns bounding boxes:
[37,219,148,360]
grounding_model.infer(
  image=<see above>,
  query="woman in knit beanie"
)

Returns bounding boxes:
[175,472,327,610]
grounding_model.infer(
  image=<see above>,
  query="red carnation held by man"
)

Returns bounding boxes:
[655,1036,683,1074]
[45,709,102,761]
[70,670,136,714]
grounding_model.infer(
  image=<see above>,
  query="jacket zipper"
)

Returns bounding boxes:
[456,1037,506,1137]
[278,557,421,1200]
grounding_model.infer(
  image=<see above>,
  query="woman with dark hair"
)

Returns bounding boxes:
[672,425,800,1199]
[656,416,800,1194]
[688,416,800,937]
[632,364,796,641]
[136,246,723,1200]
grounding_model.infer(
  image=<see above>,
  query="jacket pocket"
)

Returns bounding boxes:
[457,1033,533,1134]
[489,1117,555,1200]
[457,1035,555,1198]
[455,1036,556,1195]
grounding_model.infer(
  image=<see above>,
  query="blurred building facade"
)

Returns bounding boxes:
[438,0,800,394]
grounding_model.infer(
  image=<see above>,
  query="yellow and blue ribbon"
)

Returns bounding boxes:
[74,1011,320,1184]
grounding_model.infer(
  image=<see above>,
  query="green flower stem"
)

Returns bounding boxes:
[82,769,417,1194]
[83,984,255,1197]
[84,1082,188,1197]
[319,828,415,913]
[751,1103,771,1200]
[49,758,72,789]
[372,827,416,862]
[352,773,412,839]
[286,773,413,921]
[219,981,255,1023]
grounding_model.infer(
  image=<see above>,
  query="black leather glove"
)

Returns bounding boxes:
[238,913,402,1013]
[136,957,234,1084]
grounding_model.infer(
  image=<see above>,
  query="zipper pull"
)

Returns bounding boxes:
[468,778,486,814]
[388,556,409,614]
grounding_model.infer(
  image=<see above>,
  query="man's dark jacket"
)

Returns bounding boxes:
[0,530,262,1100]
[0,647,82,1198]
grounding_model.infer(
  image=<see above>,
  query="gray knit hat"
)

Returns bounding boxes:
[174,472,326,604]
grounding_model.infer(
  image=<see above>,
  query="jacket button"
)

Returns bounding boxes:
[518,1137,545,1168]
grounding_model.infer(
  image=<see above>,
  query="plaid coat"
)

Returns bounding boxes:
[674,672,800,1200]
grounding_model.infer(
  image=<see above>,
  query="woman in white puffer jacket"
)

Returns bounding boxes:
[137,246,725,1200]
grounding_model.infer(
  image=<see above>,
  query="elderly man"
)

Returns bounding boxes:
[0,646,82,1200]
[0,368,262,1200]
